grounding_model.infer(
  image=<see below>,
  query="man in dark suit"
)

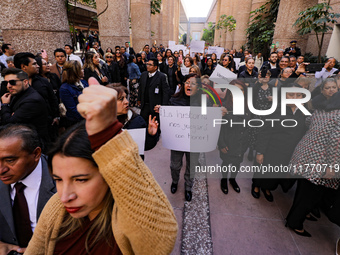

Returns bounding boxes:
[125,42,136,56]
[284,40,301,58]
[0,68,50,151]
[0,124,56,254]
[138,58,170,123]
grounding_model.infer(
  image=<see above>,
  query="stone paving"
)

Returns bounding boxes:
[144,139,340,255]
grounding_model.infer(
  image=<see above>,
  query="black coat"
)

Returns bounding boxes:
[107,62,121,83]
[284,47,301,58]
[138,71,170,112]
[31,75,59,118]
[0,87,50,147]
[162,64,178,95]
[256,107,306,165]
[218,113,250,159]
[84,66,109,85]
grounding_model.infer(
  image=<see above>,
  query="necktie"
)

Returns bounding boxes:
[68,55,70,61]
[12,182,33,247]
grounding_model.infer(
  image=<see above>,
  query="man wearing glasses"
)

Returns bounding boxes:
[138,58,170,123]
[0,68,49,151]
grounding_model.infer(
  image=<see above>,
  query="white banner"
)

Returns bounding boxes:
[181,67,190,75]
[125,128,146,155]
[190,40,205,53]
[207,46,225,59]
[159,106,222,152]
[209,64,237,84]
[168,41,176,49]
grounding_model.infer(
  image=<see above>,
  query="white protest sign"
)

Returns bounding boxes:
[208,46,225,59]
[173,44,186,53]
[169,41,176,49]
[181,67,190,75]
[190,41,205,53]
[159,106,222,152]
[209,64,237,84]
[233,58,241,70]
[125,128,146,155]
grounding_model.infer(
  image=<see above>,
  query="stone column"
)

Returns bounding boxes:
[0,0,71,61]
[97,0,129,51]
[272,0,317,54]
[162,1,170,47]
[173,0,180,43]
[151,12,163,46]
[231,0,252,49]
[214,0,222,46]
[130,0,151,52]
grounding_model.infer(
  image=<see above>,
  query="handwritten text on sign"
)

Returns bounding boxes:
[159,106,222,152]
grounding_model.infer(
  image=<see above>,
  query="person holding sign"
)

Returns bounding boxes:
[25,78,178,254]
[114,86,159,159]
[154,74,206,201]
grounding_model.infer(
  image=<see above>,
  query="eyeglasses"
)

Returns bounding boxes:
[146,63,154,66]
[4,79,24,86]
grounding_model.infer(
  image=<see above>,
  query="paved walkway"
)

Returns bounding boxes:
[144,139,339,255]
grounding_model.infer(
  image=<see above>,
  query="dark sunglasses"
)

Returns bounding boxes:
[106,56,113,58]
[3,79,24,86]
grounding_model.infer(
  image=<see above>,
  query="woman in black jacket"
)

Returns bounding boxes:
[238,58,258,87]
[154,73,207,202]
[115,49,128,86]
[83,52,109,85]
[202,58,215,77]
[218,79,250,194]
[252,83,307,202]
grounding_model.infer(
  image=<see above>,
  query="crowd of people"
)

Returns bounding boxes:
[0,36,339,254]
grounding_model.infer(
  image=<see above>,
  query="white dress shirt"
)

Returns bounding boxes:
[67,53,83,67]
[10,158,42,232]
[0,54,8,68]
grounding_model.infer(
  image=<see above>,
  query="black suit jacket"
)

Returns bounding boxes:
[84,67,109,85]
[0,87,50,146]
[0,156,56,246]
[161,64,178,95]
[138,71,170,112]
[128,47,136,56]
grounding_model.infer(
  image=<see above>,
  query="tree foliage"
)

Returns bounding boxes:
[151,0,162,15]
[216,14,236,33]
[246,0,280,59]
[201,22,215,45]
[293,1,340,62]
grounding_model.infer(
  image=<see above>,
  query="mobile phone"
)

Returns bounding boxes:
[41,49,47,59]
[179,55,183,62]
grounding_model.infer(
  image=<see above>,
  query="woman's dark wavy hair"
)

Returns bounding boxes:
[47,121,96,171]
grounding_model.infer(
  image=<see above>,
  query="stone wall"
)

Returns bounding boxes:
[0,0,71,62]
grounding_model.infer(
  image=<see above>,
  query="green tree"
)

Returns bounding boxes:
[180,33,187,45]
[293,1,340,63]
[216,14,236,34]
[151,0,162,15]
[246,0,280,59]
[201,22,215,45]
